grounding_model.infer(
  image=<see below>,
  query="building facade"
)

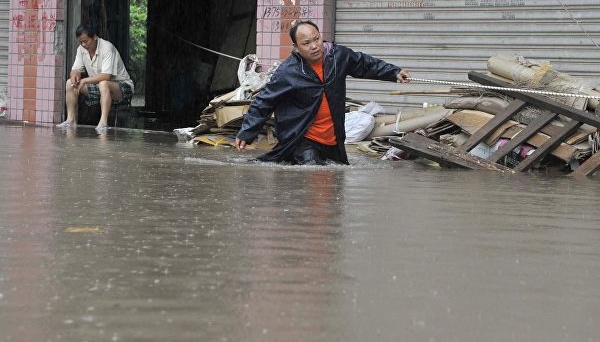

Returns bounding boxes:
[2,0,600,123]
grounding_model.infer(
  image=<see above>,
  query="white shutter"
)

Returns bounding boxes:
[335,0,600,113]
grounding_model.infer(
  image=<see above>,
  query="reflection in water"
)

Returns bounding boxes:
[224,169,345,341]
[1,125,54,341]
[1,124,600,341]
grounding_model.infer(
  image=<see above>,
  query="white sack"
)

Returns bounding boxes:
[344,101,386,142]
[345,111,375,142]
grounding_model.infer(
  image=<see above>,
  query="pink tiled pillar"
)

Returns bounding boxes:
[8,0,66,124]
[256,0,335,69]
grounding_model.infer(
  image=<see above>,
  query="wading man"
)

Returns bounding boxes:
[57,24,134,132]
[235,20,410,165]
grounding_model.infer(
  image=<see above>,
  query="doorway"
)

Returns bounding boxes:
[71,0,257,130]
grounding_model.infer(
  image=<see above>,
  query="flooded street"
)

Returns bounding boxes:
[1,123,600,342]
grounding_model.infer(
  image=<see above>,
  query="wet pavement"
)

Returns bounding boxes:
[1,122,600,342]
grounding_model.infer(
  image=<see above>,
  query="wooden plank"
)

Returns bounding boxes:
[447,109,592,147]
[488,111,556,162]
[468,71,600,129]
[499,125,576,163]
[572,151,600,176]
[445,110,518,145]
[514,120,582,172]
[460,99,527,151]
[388,133,514,172]
[541,122,596,145]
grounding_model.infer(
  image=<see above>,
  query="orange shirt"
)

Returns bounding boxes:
[304,59,337,146]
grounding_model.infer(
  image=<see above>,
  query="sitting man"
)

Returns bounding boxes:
[57,24,134,132]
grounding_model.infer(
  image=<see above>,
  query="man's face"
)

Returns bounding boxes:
[78,33,97,53]
[293,24,323,63]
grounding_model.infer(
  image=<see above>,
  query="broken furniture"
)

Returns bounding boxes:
[389,71,600,177]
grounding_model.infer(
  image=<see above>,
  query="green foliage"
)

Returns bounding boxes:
[129,0,147,94]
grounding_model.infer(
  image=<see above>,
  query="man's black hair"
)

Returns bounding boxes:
[75,24,98,38]
[289,20,320,45]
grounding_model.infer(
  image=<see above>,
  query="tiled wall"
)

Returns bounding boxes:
[8,0,65,124]
[256,0,335,69]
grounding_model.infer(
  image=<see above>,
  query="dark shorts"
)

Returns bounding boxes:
[84,81,133,106]
[292,137,342,165]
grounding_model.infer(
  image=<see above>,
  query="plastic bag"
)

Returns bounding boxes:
[237,55,263,89]
[345,111,375,142]
[344,101,384,142]
[0,88,7,118]
[234,55,280,100]
[357,101,384,116]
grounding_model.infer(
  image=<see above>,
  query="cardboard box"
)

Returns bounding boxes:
[214,102,251,128]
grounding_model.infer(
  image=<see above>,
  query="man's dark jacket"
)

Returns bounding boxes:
[236,42,401,164]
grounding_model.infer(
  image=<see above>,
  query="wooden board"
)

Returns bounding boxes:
[571,151,600,176]
[500,125,576,162]
[388,133,514,172]
[468,72,600,129]
[460,99,527,151]
[515,120,582,172]
[488,111,556,162]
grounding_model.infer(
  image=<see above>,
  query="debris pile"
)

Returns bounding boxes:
[173,55,279,149]
[386,55,600,176]
[174,53,600,176]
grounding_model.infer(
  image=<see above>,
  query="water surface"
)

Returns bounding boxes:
[1,123,599,342]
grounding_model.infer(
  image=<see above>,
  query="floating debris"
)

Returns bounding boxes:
[64,226,102,233]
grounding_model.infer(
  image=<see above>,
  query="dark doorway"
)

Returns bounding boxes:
[79,0,130,64]
[145,0,257,129]
[76,0,257,131]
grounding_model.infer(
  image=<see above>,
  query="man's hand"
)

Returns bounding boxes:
[71,78,84,96]
[235,137,247,151]
[397,70,411,83]
[69,72,82,95]
[69,72,81,88]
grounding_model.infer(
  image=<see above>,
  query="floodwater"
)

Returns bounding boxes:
[1,122,600,342]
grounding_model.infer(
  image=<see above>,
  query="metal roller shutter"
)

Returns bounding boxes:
[0,2,8,93]
[335,0,600,113]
